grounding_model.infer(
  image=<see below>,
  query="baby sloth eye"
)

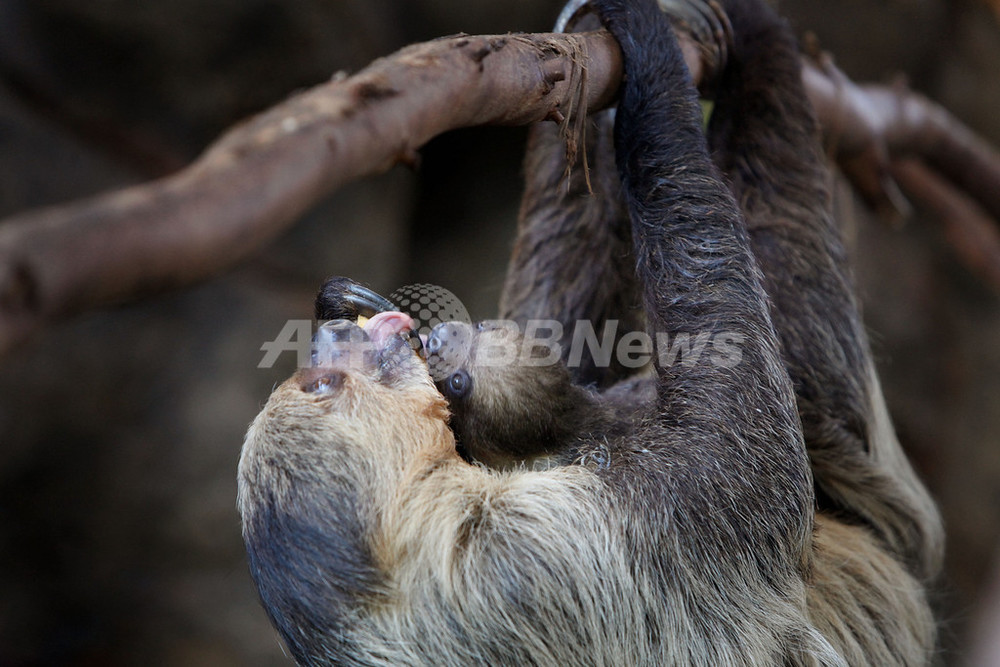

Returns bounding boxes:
[446,369,471,399]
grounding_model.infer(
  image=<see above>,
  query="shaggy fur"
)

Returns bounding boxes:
[239,0,943,664]
[424,319,639,468]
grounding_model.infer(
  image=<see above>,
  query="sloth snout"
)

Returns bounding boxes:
[311,319,374,370]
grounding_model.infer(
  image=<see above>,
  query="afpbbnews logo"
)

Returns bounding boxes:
[258,317,744,370]
[504,320,746,370]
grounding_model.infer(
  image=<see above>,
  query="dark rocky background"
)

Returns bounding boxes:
[0,0,997,663]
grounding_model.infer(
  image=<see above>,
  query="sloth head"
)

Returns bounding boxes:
[238,312,453,526]
[426,320,591,469]
[237,311,455,661]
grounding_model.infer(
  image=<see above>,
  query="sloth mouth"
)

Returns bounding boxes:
[363,311,425,359]
[306,311,425,391]
[325,280,426,360]
[306,279,427,394]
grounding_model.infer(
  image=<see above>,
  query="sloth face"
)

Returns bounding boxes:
[287,312,445,434]
[239,312,452,504]
[425,320,580,468]
[300,313,429,396]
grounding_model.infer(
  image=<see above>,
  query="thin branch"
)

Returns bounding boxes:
[805,54,1000,291]
[891,158,1000,291]
[0,24,998,357]
[806,55,1000,226]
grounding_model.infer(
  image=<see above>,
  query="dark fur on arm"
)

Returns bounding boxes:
[499,111,642,388]
[584,0,813,578]
[706,0,943,580]
[498,7,640,389]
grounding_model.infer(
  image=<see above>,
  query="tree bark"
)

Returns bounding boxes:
[0,26,997,357]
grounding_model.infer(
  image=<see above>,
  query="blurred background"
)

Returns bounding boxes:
[0,0,997,664]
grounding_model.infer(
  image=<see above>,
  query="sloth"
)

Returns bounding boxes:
[239,0,943,664]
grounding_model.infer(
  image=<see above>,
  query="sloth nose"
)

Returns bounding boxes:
[427,322,468,357]
[312,319,374,369]
[426,328,444,356]
[426,321,474,381]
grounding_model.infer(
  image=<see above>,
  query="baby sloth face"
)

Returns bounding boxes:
[425,320,583,468]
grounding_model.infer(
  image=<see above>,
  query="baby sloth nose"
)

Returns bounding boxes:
[427,322,470,356]
[426,321,473,381]
[425,327,445,356]
[312,319,374,370]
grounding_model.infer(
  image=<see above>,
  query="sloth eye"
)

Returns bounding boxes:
[446,370,471,399]
[305,372,344,395]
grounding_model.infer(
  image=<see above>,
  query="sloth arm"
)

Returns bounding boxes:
[498,13,638,389]
[583,0,811,570]
[706,0,942,579]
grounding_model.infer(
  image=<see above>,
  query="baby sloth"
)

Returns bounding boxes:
[423,319,641,468]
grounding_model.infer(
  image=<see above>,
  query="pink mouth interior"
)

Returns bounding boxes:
[363,311,416,348]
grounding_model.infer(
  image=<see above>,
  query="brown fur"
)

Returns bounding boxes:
[238,0,942,664]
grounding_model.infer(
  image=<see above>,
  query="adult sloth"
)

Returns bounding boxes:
[239,0,941,663]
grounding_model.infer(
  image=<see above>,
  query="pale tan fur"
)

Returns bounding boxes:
[239,355,936,665]
[807,515,936,666]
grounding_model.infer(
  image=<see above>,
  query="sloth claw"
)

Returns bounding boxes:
[315,276,425,358]
[554,0,731,86]
[315,276,396,322]
[343,285,396,319]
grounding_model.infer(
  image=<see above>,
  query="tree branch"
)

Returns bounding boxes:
[0,24,998,357]
[805,54,1000,226]
[891,159,1000,291]
[0,31,624,356]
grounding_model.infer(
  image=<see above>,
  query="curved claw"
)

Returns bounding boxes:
[656,0,732,77]
[316,276,427,359]
[554,0,592,32]
[314,276,425,358]
[315,277,397,322]
[343,284,396,319]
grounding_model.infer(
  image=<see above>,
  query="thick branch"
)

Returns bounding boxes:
[0,24,998,357]
[0,31,624,355]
